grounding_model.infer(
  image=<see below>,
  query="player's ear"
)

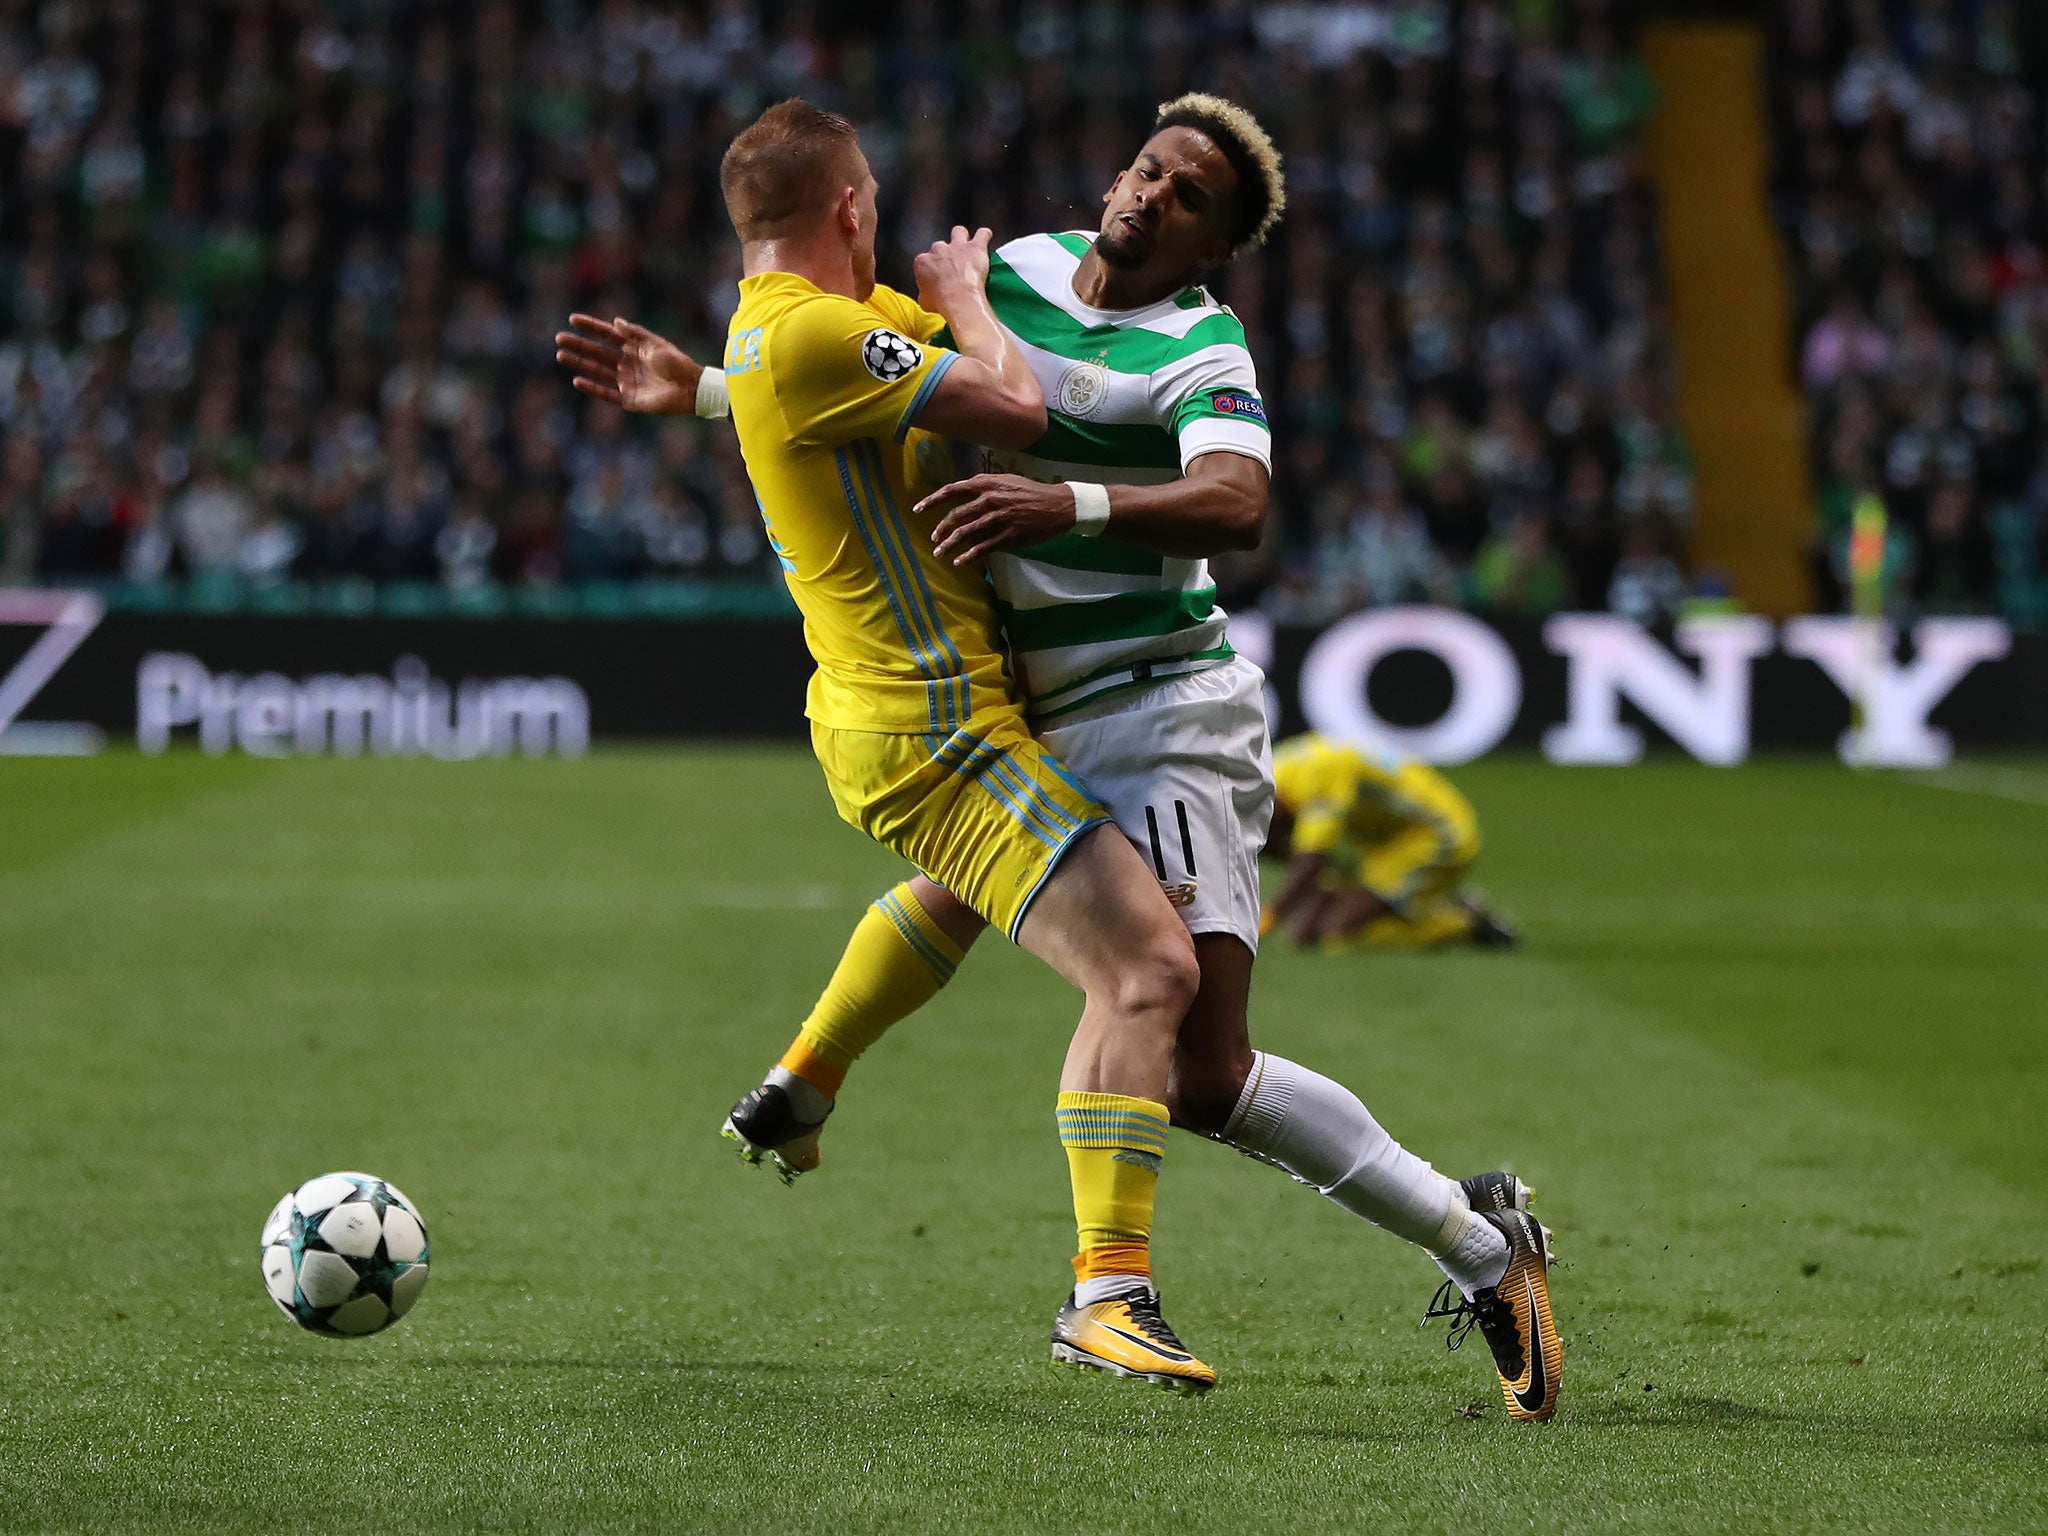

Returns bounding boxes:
[1103,169,1124,206]
[837,184,860,237]
[1193,197,1240,270]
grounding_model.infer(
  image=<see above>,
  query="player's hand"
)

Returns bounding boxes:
[553,314,702,415]
[912,226,994,306]
[919,473,1076,566]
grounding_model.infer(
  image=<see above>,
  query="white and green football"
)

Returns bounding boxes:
[259,1172,430,1337]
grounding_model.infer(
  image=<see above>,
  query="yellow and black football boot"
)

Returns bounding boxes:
[1051,1288,1217,1395]
[1424,1207,1562,1422]
[720,1081,829,1185]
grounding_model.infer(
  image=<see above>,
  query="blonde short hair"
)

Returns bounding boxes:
[1154,93,1286,253]
[719,99,864,242]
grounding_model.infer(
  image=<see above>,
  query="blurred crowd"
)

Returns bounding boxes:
[0,0,1683,624]
[1772,0,2048,623]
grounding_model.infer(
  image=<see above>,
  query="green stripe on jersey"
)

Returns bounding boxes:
[987,256,1249,370]
[1012,533,1165,576]
[1000,586,1217,650]
[1028,414,1180,469]
[1049,231,1092,259]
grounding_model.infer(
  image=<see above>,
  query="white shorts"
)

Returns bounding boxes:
[1036,655,1274,952]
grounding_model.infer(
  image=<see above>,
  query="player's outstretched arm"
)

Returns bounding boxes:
[554,314,703,415]
[1270,848,1328,930]
[919,450,1267,566]
[909,227,1047,451]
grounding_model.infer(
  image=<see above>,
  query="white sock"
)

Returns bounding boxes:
[1222,1051,1507,1294]
[1074,1274,1152,1307]
[767,1065,831,1122]
[1436,1211,1510,1299]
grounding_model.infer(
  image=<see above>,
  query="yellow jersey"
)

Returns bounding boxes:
[1271,733,1478,862]
[724,272,1017,736]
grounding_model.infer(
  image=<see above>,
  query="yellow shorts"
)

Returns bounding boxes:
[1331,818,1478,916]
[810,712,1110,940]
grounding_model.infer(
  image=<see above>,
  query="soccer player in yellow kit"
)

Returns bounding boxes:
[1265,734,1519,952]
[560,99,1562,1419]
[595,99,1213,1389]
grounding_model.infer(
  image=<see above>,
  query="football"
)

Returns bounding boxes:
[259,1171,431,1337]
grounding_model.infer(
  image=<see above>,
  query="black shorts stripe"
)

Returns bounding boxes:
[1143,805,1167,881]
[1174,800,1197,878]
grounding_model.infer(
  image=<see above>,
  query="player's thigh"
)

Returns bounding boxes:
[1038,658,1273,954]
[1013,817,1193,998]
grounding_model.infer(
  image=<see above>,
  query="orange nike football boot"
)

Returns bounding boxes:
[1051,1287,1217,1395]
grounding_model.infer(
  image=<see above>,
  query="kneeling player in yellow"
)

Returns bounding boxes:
[1264,733,1519,952]
[639,100,1209,1389]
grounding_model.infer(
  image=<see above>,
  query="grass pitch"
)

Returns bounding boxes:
[2,749,2044,1534]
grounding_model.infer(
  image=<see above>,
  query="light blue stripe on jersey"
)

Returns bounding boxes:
[856,440,968,729]
[848,442,960,732]
[833,448,941,735]
[894,350,960,441]
[837,446,953,733]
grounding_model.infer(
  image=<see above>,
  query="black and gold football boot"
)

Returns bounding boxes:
[1424,1207,1562,1422]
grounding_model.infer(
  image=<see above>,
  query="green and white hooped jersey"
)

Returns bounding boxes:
[981,231,1272,720]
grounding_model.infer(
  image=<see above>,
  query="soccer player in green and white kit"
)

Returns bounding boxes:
[556,94,1561,1419]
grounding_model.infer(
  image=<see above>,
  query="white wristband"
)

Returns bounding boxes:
[1069,481,1111,537]
[693,366,729,419]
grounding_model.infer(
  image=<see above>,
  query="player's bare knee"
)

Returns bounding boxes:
[1111,927,1199,1030]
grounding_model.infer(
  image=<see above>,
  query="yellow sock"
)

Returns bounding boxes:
[777,882,965,1097]
[1056,1092,1169,1281]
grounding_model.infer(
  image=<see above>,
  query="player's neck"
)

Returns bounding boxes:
[742,238,861,299]
[1070,248,1184,314]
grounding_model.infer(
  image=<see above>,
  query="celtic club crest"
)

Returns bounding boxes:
[1056,361,1109,418]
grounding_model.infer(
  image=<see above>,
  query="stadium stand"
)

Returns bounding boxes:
[1769,0,2048,627]
[0,0,1681,623]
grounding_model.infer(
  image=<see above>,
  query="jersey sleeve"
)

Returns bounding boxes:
[866,284,952,346]
[1153,315,1273,473]
[768,291,962,448]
